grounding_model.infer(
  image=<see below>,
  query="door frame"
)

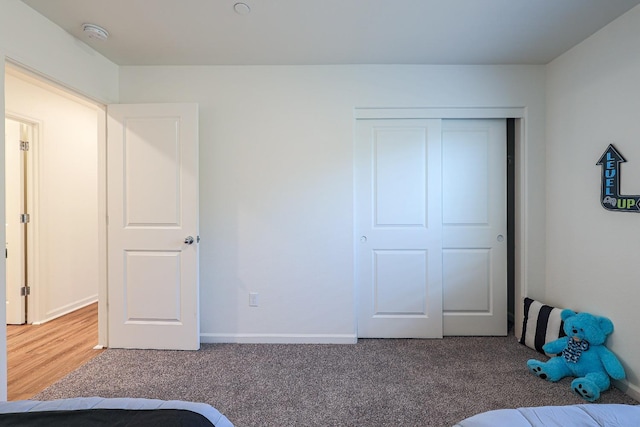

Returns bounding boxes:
[96,103,108,348]
[354,107,527,337]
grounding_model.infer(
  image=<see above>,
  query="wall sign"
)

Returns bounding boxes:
[596,144,640,212]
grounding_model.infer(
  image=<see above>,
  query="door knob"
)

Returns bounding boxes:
[184,236,195,245]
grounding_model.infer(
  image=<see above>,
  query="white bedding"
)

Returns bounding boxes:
[0,396,234,427]
[454,404,640,427]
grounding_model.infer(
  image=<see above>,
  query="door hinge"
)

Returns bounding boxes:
[20,213,30,224]
[20,286,31,296]
[20,140,29,151]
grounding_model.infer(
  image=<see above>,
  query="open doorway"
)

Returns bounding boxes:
[5,65,100,324]
[4,64,104,398]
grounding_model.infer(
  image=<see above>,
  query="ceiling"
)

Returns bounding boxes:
[22,0,640,66]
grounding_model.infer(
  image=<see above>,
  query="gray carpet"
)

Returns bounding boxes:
[34,336,637,426]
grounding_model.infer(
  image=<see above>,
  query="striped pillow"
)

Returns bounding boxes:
[519,297,566,355]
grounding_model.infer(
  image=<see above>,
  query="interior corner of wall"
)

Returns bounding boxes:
[613,378,640,402]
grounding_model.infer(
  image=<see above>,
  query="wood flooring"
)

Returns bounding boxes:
[6,303,103,401]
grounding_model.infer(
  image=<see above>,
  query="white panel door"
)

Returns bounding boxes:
[5,118,26,325]
[107,103,199,350]
[356,119,442,338]
[442,119,507,336]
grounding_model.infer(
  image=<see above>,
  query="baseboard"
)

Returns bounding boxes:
[613,379,640,402]
[33,295,98,325]
[200,333,357,344]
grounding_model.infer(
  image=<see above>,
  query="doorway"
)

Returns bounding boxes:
[4,64,104,397]
[5,63,201,354]
[5,66,101,325]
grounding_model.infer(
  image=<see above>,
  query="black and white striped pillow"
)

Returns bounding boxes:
[519,297,566,355]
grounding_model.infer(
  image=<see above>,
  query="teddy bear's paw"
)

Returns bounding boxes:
[530,365,548,380]
[572,378,601,402]
[527,361,549,380]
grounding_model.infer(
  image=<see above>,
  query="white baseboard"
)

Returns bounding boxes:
[613,379,640,402]
[200,333,357,344]
[33,295,98,325]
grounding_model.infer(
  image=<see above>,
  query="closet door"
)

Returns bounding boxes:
[356,119,443,338]
[442,119,507,336]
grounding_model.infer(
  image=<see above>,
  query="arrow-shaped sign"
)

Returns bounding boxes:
[596,144,640,212]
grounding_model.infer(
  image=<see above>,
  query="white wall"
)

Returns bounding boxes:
[0,0,118,401]
[119,65,547,343]
[5,70,100,323]
[546,4,640,399]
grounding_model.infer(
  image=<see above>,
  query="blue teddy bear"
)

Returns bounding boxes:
[527,309,625,401]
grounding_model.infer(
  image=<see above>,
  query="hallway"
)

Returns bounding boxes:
[6,303,102,400]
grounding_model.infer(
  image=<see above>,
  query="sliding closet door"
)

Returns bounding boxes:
[356,119,443,338]
[356,116,508,338]
[441,119,507,336]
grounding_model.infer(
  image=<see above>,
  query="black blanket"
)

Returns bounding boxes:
[0,408,215,427]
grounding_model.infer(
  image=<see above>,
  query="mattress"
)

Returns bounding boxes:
[454,404,640,427]
[0,396,234,426]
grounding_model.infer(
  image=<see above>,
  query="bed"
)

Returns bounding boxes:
[453,404,640,426]
[0,396,234,426]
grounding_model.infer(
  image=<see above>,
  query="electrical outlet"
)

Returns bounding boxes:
[249,292,259,307]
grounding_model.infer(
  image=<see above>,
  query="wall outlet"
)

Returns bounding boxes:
[249,292,259,307]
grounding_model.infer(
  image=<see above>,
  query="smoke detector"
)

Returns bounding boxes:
[82,23,109,41]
